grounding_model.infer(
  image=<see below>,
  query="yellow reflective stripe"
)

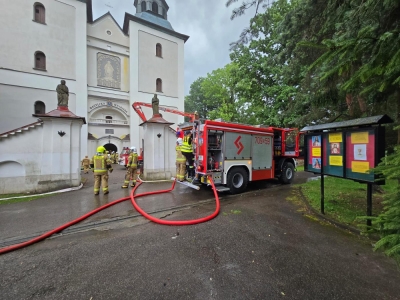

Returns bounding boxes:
[181,139,192,153]
[93,155,107,171]
[176,146,186,161]
[127,153,138,166]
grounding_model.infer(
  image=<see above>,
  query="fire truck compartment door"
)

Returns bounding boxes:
[252,135,273,169]
[225,133,252,159]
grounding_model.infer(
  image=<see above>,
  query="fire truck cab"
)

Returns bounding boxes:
[187,119,300,194]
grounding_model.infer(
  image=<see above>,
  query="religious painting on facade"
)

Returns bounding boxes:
[97,53,121,89]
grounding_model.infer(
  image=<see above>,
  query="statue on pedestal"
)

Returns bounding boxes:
[56,80,69,107]
[152,93,160,116]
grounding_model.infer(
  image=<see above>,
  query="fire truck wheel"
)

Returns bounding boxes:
[227,167,249,194]
[280,162,294,184]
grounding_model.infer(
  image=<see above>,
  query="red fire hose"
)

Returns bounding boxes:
[0,177,220,255]
[130,177,220,225]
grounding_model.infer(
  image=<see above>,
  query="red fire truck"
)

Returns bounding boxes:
[187,120,302,194]
[119,147,143,170]
[131,101,302,193]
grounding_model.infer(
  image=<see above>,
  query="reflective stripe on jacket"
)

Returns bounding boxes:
[176,146,186,163]
[91,154,108,175]
[181,136,193,153]
[127,153,138,168]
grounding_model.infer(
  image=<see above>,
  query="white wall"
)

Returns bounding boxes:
[86,13,131,158]
[87,14,129,47]
[0,0,88,157]
[0,0,76,79]
[73,0,89,160]
[0,116,84,194]
[138,31,178,97]
[142,122,177,180]
[129,19,186,149]
[0,82,76,133]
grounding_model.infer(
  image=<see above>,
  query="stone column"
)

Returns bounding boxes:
[141,117,175,180]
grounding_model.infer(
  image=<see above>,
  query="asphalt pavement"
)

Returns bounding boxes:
[1,167,399,299]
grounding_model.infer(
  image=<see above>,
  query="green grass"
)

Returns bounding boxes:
[298,176,396,227]
[0,193,52,205]
[296,165,304,172]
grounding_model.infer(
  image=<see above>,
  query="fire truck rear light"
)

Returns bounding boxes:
[198,165,203,171]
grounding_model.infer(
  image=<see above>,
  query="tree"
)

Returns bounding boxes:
[201,63,241,122]
[184,78,212,120]
[226,0,274,49]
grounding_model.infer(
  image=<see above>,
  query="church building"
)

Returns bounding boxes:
[0,0,189,158]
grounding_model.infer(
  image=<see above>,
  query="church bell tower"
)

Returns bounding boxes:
[134,0,169,20]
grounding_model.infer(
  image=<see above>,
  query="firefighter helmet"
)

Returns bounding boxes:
[130,146,137,153]
[96,146,106,153]
[176,138,183,146]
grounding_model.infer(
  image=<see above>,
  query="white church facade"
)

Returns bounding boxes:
[0,0,189,158]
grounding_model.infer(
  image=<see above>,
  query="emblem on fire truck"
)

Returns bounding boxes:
[234,136,244,155]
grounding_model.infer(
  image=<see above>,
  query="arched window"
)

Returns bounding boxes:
[105,116,113,124]
[152,2,158,14]
[34,101,45,114]
[34,51,46,70]
[156,43,162,57]
[156,78,162,92]
[141,1,146,12]
[34,3,45,24]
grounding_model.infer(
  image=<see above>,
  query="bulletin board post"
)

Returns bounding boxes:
[320,135,325,214]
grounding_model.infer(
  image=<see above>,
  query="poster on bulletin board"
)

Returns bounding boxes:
[305,135,322,173]
[323,132,344,177]
[345,129,377,182]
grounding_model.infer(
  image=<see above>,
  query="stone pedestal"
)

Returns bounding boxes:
[33,106,86,191]
[140,114,175,180]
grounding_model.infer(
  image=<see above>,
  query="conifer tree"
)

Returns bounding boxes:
[372,144,400,262]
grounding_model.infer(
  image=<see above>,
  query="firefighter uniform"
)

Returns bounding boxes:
[81,156,90,174]
[176,138,186,181]
[115,153,119,164]
[90,146,113,195]
[122,147,139,188]
[111,151,116,164]
[181,132,194,178]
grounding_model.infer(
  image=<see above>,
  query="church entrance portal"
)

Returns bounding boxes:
[104,143,117,153]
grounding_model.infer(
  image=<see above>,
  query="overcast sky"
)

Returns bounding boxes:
[92,0,254,95]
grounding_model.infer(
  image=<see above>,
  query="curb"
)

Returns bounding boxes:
[0,183,84,201]
[296,186,364,236]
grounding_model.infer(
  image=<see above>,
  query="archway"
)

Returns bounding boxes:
[104,143,117,153]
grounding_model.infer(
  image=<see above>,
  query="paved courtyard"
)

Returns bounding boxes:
[1,168,399,299]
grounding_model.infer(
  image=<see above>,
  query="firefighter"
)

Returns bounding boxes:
[121,146,139,188]
[115,152,119,164]
[81,155,90,174]
[181,131,195,179]
[176,138,186,181]
[90,146,113,195]
[111,151,116,164]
